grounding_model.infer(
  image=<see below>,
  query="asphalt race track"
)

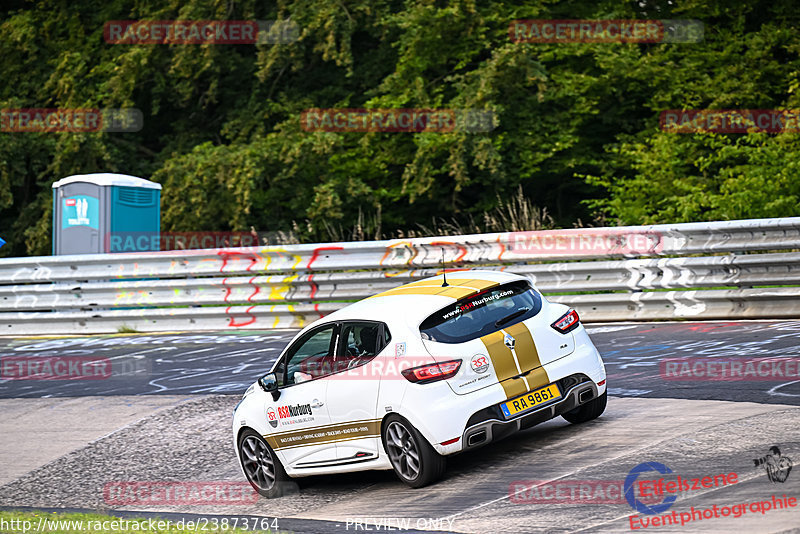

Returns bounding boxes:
[2,321,800,403]
[1,321,800,533]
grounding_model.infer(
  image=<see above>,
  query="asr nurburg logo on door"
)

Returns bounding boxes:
[504,333,516,349]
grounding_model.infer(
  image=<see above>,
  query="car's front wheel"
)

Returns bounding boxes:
[382,415,446,488]
[238,429,292,498]
[562,391,607,424]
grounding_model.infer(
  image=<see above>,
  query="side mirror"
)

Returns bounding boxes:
[258,372,281,401]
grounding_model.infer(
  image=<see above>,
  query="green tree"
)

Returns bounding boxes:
[1,0,798,257]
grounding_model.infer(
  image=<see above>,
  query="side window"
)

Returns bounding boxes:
[282,325,337,386]
[335,322,390,372]
[381,325,391,351]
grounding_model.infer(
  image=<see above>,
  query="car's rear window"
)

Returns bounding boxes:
[419,280,542,344]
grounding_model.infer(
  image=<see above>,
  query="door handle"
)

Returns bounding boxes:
[311,399,324,408]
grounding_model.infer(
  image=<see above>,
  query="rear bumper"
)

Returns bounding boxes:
[460,373,600,449]
[458,332,606,450]
[402,330,605,455]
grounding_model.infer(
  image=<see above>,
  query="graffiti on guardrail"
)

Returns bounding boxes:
[219,249,259,328]
[2,219,800,333]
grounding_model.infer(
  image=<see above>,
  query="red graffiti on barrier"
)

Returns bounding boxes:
[218,250,260,327]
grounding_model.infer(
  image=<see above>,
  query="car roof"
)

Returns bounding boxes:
[320,269,527,328]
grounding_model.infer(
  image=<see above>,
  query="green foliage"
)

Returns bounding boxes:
[585,133,800,223]
[0,0,798,256]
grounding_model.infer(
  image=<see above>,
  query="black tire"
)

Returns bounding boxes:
[562,391,607,424]
[382,415,446,488]
[238,428,294,498]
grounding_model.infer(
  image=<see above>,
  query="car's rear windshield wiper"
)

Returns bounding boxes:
[495,308,530,328]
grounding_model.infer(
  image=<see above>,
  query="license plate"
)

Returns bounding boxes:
[500,383,561,418]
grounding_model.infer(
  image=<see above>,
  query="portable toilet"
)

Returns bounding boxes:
[52,173,161,255]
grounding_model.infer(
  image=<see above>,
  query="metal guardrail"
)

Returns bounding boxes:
[1,217,799,334]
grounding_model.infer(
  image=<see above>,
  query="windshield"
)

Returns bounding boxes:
[419,280,542,344]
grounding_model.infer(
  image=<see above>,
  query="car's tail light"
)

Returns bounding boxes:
[401,360,462,384]
[551,309,580,333]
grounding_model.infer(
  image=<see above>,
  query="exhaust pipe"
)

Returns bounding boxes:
[579,389,594,404]
[467,430,487,446]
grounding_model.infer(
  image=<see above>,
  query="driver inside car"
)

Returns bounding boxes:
[355,326,378,358]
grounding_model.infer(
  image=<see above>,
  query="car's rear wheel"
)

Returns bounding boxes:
[562,391,607,424]
[238,429,291,498]
[382,415,446,488]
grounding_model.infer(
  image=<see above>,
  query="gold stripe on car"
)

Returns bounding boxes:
[265,420,382,450]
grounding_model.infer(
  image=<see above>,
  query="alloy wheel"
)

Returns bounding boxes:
[385,421,421,481]
[240,435,276,491]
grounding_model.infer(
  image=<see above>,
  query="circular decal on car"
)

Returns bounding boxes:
[267,407,278,428]
[470,354,490,374]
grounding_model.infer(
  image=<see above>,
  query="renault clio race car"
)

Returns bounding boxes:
[233,270,607,496]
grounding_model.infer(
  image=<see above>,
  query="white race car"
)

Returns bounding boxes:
[233,270,606,496]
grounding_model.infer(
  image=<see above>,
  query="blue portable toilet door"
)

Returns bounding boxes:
[55,182,104,255]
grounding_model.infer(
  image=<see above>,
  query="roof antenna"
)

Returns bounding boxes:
[441,247,449,287]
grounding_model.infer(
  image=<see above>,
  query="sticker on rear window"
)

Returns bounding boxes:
[419,280,542,344]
